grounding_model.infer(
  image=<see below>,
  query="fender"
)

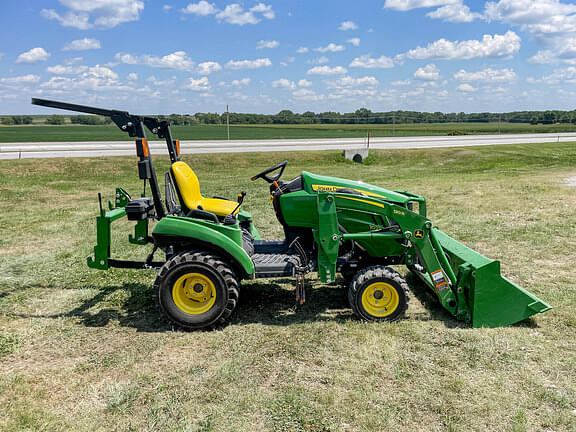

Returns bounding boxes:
[152,216,255,278]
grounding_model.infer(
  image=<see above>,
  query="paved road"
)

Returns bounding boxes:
[1,133,575,160]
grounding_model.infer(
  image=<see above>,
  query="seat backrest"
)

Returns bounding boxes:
[171,161,203,210]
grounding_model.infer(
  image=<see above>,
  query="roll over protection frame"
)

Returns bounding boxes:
[31,98,184,220]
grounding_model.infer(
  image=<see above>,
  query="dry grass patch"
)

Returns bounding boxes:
[0,143,575,431]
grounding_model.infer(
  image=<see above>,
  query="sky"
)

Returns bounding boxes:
[2,0,576,115]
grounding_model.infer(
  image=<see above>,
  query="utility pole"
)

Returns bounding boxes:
[498,114,501,135]
[366,130,371,150]
[226,104,230,141]
[392,112,396,137]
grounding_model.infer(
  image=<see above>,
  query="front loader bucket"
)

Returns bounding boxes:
[433,229,551,328]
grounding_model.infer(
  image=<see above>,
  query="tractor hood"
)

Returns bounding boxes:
[301,171,412,204]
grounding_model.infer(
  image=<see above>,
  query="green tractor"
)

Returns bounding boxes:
[32,98,551,330]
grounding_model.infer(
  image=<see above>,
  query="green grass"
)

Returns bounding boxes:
[1,144,575,431]
[1,122,576,142]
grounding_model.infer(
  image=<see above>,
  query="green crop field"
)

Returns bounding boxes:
[1,121,576,142]
[1,144,575,431]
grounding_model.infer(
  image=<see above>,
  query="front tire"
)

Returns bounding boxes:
[348,266,410,322]
[154,251,239,330]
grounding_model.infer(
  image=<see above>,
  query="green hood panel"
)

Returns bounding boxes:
[301,171,410,204]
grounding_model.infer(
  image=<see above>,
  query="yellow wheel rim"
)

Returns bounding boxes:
[172,272,216,315]
[361,282,400,317]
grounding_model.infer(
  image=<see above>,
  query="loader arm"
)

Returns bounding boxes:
[313,191,550,327]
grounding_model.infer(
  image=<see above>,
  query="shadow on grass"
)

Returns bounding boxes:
[10,280,353,331]
[404,272,467,329]
[11,275,537,331]
[232,280,352,326]
[64,282,171,332]
[11,283,170,333]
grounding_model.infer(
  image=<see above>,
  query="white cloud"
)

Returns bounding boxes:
[427,3,482,22]
[163,5,173,11]
[384,0,460,11]
[40,65,122,93]
[250,3,275,19]
[256,40,279,49]
[231,78,251,87]
[399,31,521,60]
[485,0,576,36]
[115,51,196,71]
[182,1,217,15]
[539,67,576,84]
[307,66,348,75]
[197,61,222,75]
[146,76,175,86]
[326,76,379,88]
[296,47,309,54]
[0,75,41,84]
[528,50,557,64]
[216,4,259,24]
[63,38,101,51]
[186,76,210,91]
[457,83,477,92]
[349,55,394,69]
[314,43,345,53]
[280,57,295,66]
[292,88,324,101]
[16,47,50,63]
[42,0,144,29]
[347,38,360,47]
[219,78,251,87]
[453,67,516,82]
[414,64,440,80]
[46,64,88,74]
[182,2,274,24]
[298,79,312,87]
[225,58,272,69]
[41,8,91,29]
[391,79,412,86]
[527,40,576,64]
[327,88,378,99]
[272,78,296,89]
[307,56,329,65]
[87,65,118,79]
[127,72,138,80]
[339,20,358,30]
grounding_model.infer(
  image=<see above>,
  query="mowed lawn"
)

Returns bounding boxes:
[0,143,575,431]
[2,121,576,142]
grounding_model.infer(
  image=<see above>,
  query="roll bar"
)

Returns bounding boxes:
[31,98,184,220]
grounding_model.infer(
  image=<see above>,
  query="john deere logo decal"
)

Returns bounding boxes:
[414,229,424,239]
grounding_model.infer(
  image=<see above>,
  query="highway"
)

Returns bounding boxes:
[0,132,575,160]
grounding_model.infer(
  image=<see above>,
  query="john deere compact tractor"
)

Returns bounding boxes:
[32,98,551,329]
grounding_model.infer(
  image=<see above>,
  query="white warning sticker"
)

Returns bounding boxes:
[431,270,448,290]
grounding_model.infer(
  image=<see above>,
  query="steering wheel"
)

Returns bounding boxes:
[250,160,288,183]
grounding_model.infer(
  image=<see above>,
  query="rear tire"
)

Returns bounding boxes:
[241,228,255,256]
[348,266,410,322]
[154,251,239,330]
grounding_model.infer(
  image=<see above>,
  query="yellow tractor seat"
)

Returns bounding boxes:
[171,161,237,217]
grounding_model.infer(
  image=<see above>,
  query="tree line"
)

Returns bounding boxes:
[3,108,576,126]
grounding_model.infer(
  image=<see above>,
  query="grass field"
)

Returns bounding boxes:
[0,144,575,431]
[1,122,576,142]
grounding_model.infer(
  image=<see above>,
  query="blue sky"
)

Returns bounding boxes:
[2,0,576,115]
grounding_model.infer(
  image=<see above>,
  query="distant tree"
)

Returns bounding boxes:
[46,115,65,125]
[274,110,295,124]
[354,108,373,124]
[1,117,15,125]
